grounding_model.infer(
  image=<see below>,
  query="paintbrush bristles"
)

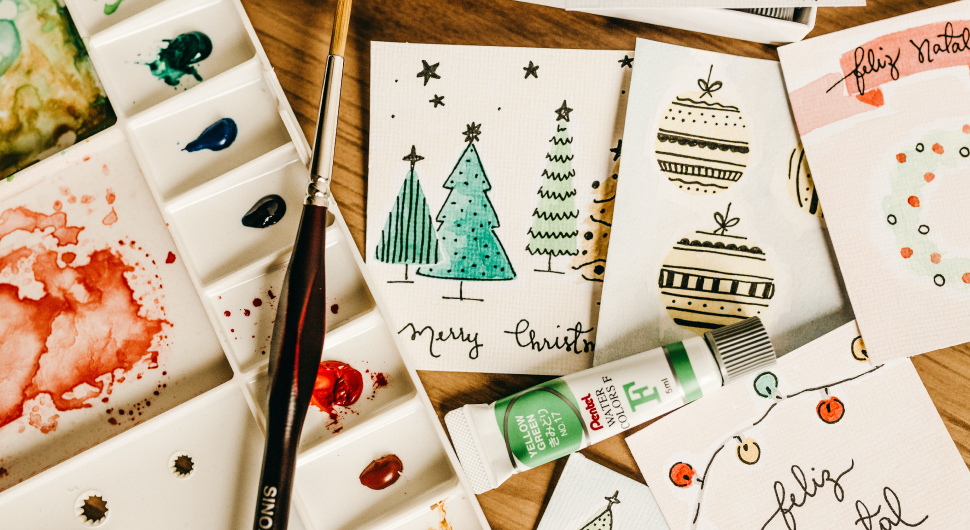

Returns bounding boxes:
[328,0,353,57]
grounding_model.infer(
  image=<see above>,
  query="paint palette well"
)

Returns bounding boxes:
[0,0,489,528]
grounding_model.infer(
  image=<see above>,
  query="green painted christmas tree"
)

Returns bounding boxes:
[527,100,580,274]
[580,491,620,530]
[417,123,516,301]
[374,146,440,282]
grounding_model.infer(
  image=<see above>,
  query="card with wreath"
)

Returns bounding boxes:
[778,1,970,362]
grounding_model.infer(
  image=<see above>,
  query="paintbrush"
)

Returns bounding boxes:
[251,1,352,529]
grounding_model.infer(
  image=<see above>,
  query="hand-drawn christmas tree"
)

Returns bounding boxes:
[417,123,516,301]
[527,100,580,274]
[580,491,620,530]
[572,142,620,282]
[374,145,440,282]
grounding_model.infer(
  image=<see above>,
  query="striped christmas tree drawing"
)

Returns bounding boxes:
[374,145,440,282]
[658,203,775,335]
[527,100,580,274]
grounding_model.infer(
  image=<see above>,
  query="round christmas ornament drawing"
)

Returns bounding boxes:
[655,66,750,195]
[658,203,775,335]
[787,144,823,218]
[883,127,970,290]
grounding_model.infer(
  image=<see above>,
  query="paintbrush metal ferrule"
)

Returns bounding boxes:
[306,54,344,205]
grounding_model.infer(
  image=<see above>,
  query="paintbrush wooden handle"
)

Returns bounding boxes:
[329,0,353,57]
[252,204,329,530]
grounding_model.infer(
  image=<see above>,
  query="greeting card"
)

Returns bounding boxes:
[778,1,970,362]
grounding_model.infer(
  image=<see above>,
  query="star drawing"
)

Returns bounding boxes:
[611,139,622,160]
[463,122,482,143]
[403,145,425,168]
[523,61,539,79]
[619,55,634,68]
[555,100,573,122]
[430,94,445,108]
[416,60,440,86]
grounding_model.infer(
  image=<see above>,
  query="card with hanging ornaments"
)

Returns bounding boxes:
[624,321,970,530]
[535,453,669,530]
[366,42,632,375]
[778,0,970,363]
[594,39,854,368]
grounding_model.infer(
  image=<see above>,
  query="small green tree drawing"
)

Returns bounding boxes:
[374,145,440,282]
[527,100,580,274]
[417,123,516,301]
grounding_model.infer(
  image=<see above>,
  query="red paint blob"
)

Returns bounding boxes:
[80,195,94,204]
[359,454,404,490]
[243,309,251,316]
[931,253,942,264]
[224,310,231,317]
[267,289,276,299]
[165,252,176,264]
[330,304,339,314]
[900,247,913,259]
[372,372,388,390]
[963,273,970,284]
[52,201,62,211]
[896,153,906,163]
[62,252,76,265]
[108,417,117,425]
[924,172,935,182]
[102,208,118,226]
[311,361,364,420]
[932,143,944,154]
[105,189,115,205]
[908,196,920,207]
[817,397,845,424]
[253,298,262,307]
[669,462,695,488]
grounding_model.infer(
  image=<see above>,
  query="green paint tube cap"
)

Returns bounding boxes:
[704,317,777,385]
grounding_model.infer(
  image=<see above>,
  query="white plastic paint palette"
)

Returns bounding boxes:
[0,0,489,528]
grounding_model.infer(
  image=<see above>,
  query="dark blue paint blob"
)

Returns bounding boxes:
[184,118,237,152]
[242,195,286,228]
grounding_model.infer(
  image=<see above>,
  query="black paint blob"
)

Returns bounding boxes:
[242,195,286,228]
[184,118,237,152]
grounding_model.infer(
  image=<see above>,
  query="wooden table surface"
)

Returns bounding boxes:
[237,0,970,528]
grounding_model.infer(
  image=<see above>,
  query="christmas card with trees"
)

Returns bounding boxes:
[625,321,970,530]
[536,453,668,530]
[778,1,970,363]
[366,42,631,374]
[595,39,853,368]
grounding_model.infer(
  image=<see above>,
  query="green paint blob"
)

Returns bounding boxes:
[148,31,212,87]
[103,0,124,15]
[0,20,20,76]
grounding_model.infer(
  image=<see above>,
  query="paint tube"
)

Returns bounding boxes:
[444,317,777,494]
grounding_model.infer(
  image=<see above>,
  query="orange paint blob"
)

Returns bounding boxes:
[102,208,118,226]
[931,253,941,264]
[105,189,115,205]
[963,273,970,284]
[924,172,935,182]
[932,143,944,154]
[896,153,907,163]
[900,248,913,259]
[908,196,920,207]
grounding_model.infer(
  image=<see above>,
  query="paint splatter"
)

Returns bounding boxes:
[311,361,363,424]
[429,500,454,530]
[330,303,339,314]
[241,195,286,229]
[253,298,262,307]
[183,118,237,152]
[101,208,117,226]
[0,207,169,432]
[103,0,124,15]
[165,251,176,264]
[105,189,115,204]
[147,31,212,87]
[359,454,403,490]
[371,371,388,390]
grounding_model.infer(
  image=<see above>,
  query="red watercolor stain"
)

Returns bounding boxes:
[83,156,91,162]
[253,298,262,307]
[80,195,94,204]
[0,248,32,274]
[359,454,403,490]
[900,247,913,259]
[67,196,76,204]
[963,273,970,284]
[896,153,907,163]
[102,165,109,176]
[59,186,70,196]
[855,89,884,107]
[243,309,250,316]
[224,310,231,317]
[371,371,388,390]
[165,252,176,264]
[0,207,170,432]
[311,361,364,424]
[102,208,118,226]
[330,304,339,314]
[932,143,944,154]
[931,253,942,264]
[105,189,115,205]
[62,252,76,265]
[908,196,920,207]
[924,172,935,183]
[52,201,62,211]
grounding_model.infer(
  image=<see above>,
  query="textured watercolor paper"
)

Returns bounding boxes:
[595,39,852,368]
[626,321,970,530]
[778,1,970,362]
[367,43,632,375]
[536,453,668,530]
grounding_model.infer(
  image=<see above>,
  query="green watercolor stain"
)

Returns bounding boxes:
[0,20,20,76]
[148,31,212,87]
[103,0,124,15]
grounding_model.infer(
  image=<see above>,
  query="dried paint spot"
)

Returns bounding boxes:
[900,247,913,259]
[0,467,7,478]
[75,493,108,526]
[61,252,76,265]
[252,298,262,307]
[53,200,62,211]
[243,309,250,316]
[330,303,339,314]
[105,189,115,204]
[963,273,970,284]
[924,172,935,182]
[267,289,276,299]
[896,153,906,163]
[102,208,118,226]
[81,195,94,204]
[165,251,176,264]
[224,311,231,317]
[0,207,82,245]
[931,253,942,264]
[371,371,388,390]
[932,143,944,154]
[170,453,194,477]
[907,196,920,207]
[430,500,454,530]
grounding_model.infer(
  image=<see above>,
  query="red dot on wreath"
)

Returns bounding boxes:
[908,196,920,207]
[901,247,913,259]
[963,124,970,134]
[931,253,942,264]
[817,397,845,423]
[924,172,935,182]
[963,273,970,284]
[932,143,944,154]
[896,153,907,163]
[669,462,696,488]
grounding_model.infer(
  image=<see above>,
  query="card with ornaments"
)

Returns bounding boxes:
[778,1,970,362]
[595,39,853,368]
